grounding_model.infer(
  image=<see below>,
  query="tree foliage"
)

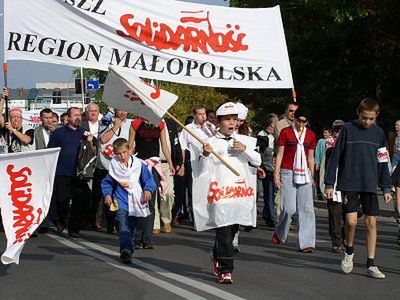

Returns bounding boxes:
[227,0,400,132]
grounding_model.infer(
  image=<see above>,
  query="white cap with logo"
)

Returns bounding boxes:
[216,102,239,116]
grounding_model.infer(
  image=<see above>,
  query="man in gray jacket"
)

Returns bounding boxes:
[33,108,57,234]
[34,108,57,150]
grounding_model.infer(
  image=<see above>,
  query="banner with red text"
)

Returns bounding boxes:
[102,66,178,125]
[191,135,258,231]
[0,148,60,265]
[4,0,293,89]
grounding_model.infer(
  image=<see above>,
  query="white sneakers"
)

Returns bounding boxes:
[341,252,354,274]
[341,252,386,279]
[367,266,386,279]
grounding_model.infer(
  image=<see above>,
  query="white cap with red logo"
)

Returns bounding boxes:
[216,102,239,116]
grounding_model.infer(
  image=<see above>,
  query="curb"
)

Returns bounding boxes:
[314,200,397,218]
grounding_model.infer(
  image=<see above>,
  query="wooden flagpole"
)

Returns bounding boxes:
[165,112,240,177]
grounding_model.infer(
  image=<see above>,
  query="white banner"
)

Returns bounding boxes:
[192,135,258,231]
[102,66,178,125]
[0,148,60,265]
[4,0,293,89]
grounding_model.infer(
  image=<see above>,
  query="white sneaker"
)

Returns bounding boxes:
[367,266,386,279]
[341,252,354,274]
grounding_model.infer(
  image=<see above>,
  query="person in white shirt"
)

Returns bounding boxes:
[179,105,214,153]
[82,102,101,139]
[178,106,214,225]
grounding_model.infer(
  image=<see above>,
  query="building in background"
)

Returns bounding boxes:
[6,81,97,111]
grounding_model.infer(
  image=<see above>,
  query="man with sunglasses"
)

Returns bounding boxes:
[272,106,317,252]
[274,102,299,141]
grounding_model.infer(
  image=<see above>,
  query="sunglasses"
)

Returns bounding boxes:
[296,118,308,124]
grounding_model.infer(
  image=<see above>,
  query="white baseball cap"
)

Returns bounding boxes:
[216,102,239,116]
[236,102,248,120]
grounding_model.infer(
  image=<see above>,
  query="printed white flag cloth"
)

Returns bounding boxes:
[192,135,258,231]
[102,66,178,125]
[4,0,293,89]
[0,148,60,265]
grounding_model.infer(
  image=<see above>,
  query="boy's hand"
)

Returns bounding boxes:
[384,192,393,203]
[144,191,152,202]
[233,141,246,152]
[325,188,334,199]
[203,143,213,157]
[104,195,112,206]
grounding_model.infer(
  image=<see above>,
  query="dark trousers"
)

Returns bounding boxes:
[92,168,108,225]
[213,224,239,275]
[53,176,90,233]
[172,165,193,221]
[135,168,158,246]
[117,208,137,254]
[262,170,276,223]
[135,194,155,246]
[327,200,344,247]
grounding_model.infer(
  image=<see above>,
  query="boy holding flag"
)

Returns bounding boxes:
[196,102,261,284]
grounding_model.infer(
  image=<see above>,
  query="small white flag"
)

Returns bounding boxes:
[102,66,178,125]
[0,148,60,264]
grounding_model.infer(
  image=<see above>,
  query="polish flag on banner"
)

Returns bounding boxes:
[0,148,60,265]
[102,67,178,125]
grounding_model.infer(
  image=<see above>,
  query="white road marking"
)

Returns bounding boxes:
[47,234,206,300]
[77,238,246,300]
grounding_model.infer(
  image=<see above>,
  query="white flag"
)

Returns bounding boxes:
[0,148,60,265]
[102,66,178,125]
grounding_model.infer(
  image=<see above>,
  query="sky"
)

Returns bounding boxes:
[0,0,229,88]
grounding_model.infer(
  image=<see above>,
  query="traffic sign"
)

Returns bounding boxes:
[87,80,99,91]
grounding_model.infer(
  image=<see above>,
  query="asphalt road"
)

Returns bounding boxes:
[0,207,399,300]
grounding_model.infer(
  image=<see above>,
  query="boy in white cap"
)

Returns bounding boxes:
[199,102,261,284]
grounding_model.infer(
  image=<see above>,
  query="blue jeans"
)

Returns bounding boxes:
[116,209,137,254]
[262,171,276,223]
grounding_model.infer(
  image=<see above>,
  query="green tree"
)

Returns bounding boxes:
[159,82,228,122]
[227,0,400,132]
